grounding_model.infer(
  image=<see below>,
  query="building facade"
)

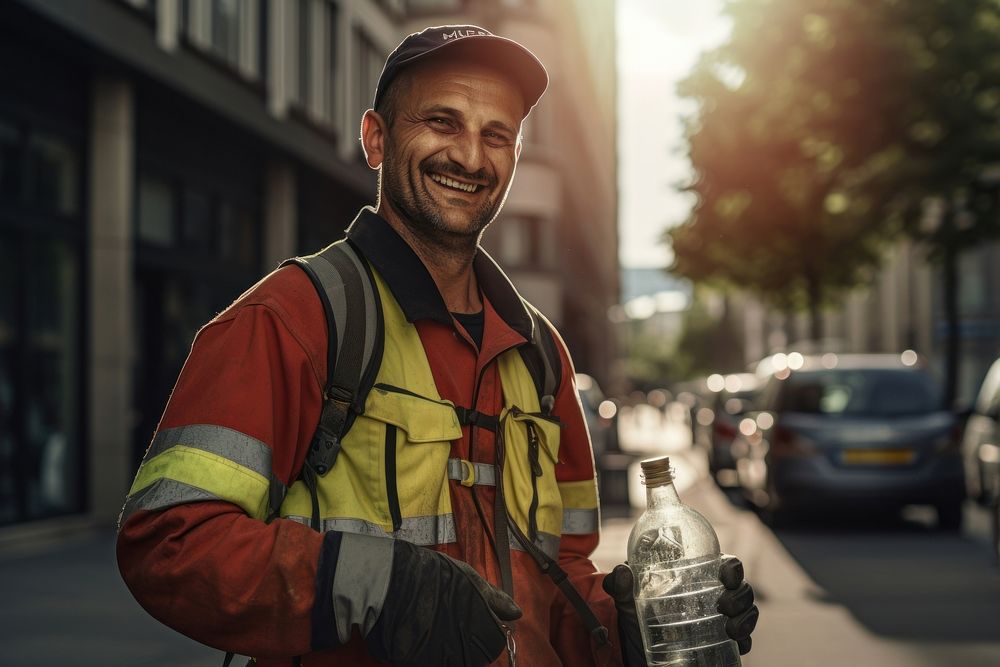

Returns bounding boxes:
[0,0,618,532]
[734,239,1000,406]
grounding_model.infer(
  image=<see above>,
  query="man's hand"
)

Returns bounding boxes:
[365,539,522,667]
[718,555,758,655]
[602,563,647,667]
[601,557,759,666]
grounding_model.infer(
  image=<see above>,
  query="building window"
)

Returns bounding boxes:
[497,215,554,269]
[356,30,383,117]
[218,199,257,269]
[210,0,241,66]
[137,174,177,247]
[22,242,81,518]
[499,216,530,267]
[325,2,338,123]
[25,132,80,218]
[0,236,17,524]
[181,186,213,251]
[0,120,20,201]
[294,0,312,109]
[522,103,549,149]
[406,0,462,10]
[0,123,81,220]
[0,116,84,525]
[183,0,258,78]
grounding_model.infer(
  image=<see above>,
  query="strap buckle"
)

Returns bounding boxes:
[460,459,477,487]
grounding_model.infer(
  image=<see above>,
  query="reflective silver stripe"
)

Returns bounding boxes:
[143,424,272,478]
[331,532,394,643]
[118,478,218,529]
[284,514,458,546]
[562,508,600,535]
[510,530,560,561]
[446,458,497,486]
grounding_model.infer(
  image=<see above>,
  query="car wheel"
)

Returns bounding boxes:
[935,499,963,532]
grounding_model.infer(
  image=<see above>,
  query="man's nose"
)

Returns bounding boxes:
[445,132,486,175]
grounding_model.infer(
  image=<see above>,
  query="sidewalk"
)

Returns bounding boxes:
[0,529,217,667]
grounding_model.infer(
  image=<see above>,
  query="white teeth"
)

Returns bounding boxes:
[430,173,478,193]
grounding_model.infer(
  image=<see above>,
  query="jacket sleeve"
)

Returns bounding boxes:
[545,324,622,666]
[116,274,346,658]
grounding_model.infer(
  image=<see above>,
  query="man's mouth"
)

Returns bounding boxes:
[428,172,483,194]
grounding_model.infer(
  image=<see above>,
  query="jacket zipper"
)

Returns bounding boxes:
[525,421,542,542]
[384,424,402,532]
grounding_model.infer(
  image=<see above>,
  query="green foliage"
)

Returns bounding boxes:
[669,0,1000,319]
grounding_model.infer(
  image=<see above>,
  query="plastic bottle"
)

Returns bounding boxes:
[627,456,740,666]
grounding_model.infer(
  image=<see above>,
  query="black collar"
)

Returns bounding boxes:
[345,207,534,341]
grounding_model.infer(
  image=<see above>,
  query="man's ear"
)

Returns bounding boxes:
[361,109,387,170]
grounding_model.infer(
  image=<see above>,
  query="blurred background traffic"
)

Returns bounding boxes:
[1,0,999,665]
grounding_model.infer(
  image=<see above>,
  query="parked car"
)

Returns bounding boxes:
[961,357,1000,560]
[732,353,965,529]
[693,373,761,475]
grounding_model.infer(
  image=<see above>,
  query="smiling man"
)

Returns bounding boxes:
[116,26,756,667]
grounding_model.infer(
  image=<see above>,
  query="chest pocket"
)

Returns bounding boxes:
[502,408,563,549]
[280,383,461,545]
[355,384,462,538]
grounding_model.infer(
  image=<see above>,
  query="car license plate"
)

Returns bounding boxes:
[842,449,916,465]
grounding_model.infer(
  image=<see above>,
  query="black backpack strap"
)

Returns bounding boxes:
[279,240,384,520]
[517,303,562,415]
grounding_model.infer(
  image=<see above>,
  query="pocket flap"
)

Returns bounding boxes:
[510,411,562,464]
[364,385,463,443]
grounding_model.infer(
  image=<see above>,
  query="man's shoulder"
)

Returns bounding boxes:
[205,265,328,377]
[218,264,322,325]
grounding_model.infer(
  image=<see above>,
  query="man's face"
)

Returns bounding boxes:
[375,58,525,244]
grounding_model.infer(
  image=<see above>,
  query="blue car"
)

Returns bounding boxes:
[733,353,965,529]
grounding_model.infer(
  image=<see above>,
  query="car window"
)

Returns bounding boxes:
[777,369,941,416]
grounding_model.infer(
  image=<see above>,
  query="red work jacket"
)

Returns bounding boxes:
[117,209,621,666]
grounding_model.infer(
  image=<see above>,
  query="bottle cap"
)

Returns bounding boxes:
[640,456,674,488]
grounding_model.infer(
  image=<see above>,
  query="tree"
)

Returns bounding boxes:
[864,0,1000,405]
[670,0,908,340]
[670,0,1000,402]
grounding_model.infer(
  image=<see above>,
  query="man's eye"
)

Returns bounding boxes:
[485,131,511,145]
[428,118,456,130]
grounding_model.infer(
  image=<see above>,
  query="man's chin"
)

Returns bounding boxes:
[432,210,494,238]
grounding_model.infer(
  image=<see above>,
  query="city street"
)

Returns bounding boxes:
[1,404,999,666]
[594,404,1000,667]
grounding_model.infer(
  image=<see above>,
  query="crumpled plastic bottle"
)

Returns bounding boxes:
[627,456,741,666]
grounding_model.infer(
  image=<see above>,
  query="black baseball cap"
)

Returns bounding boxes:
[373,25,549,118]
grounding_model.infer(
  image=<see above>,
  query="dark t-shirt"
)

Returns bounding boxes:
[451,310,485,349]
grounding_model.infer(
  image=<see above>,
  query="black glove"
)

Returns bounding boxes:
[366,539,522,667]
[718,556,758,654]
[602,557,759,667]
[602,563,647,667]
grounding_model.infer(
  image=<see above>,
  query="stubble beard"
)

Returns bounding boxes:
[381,152,506,255]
